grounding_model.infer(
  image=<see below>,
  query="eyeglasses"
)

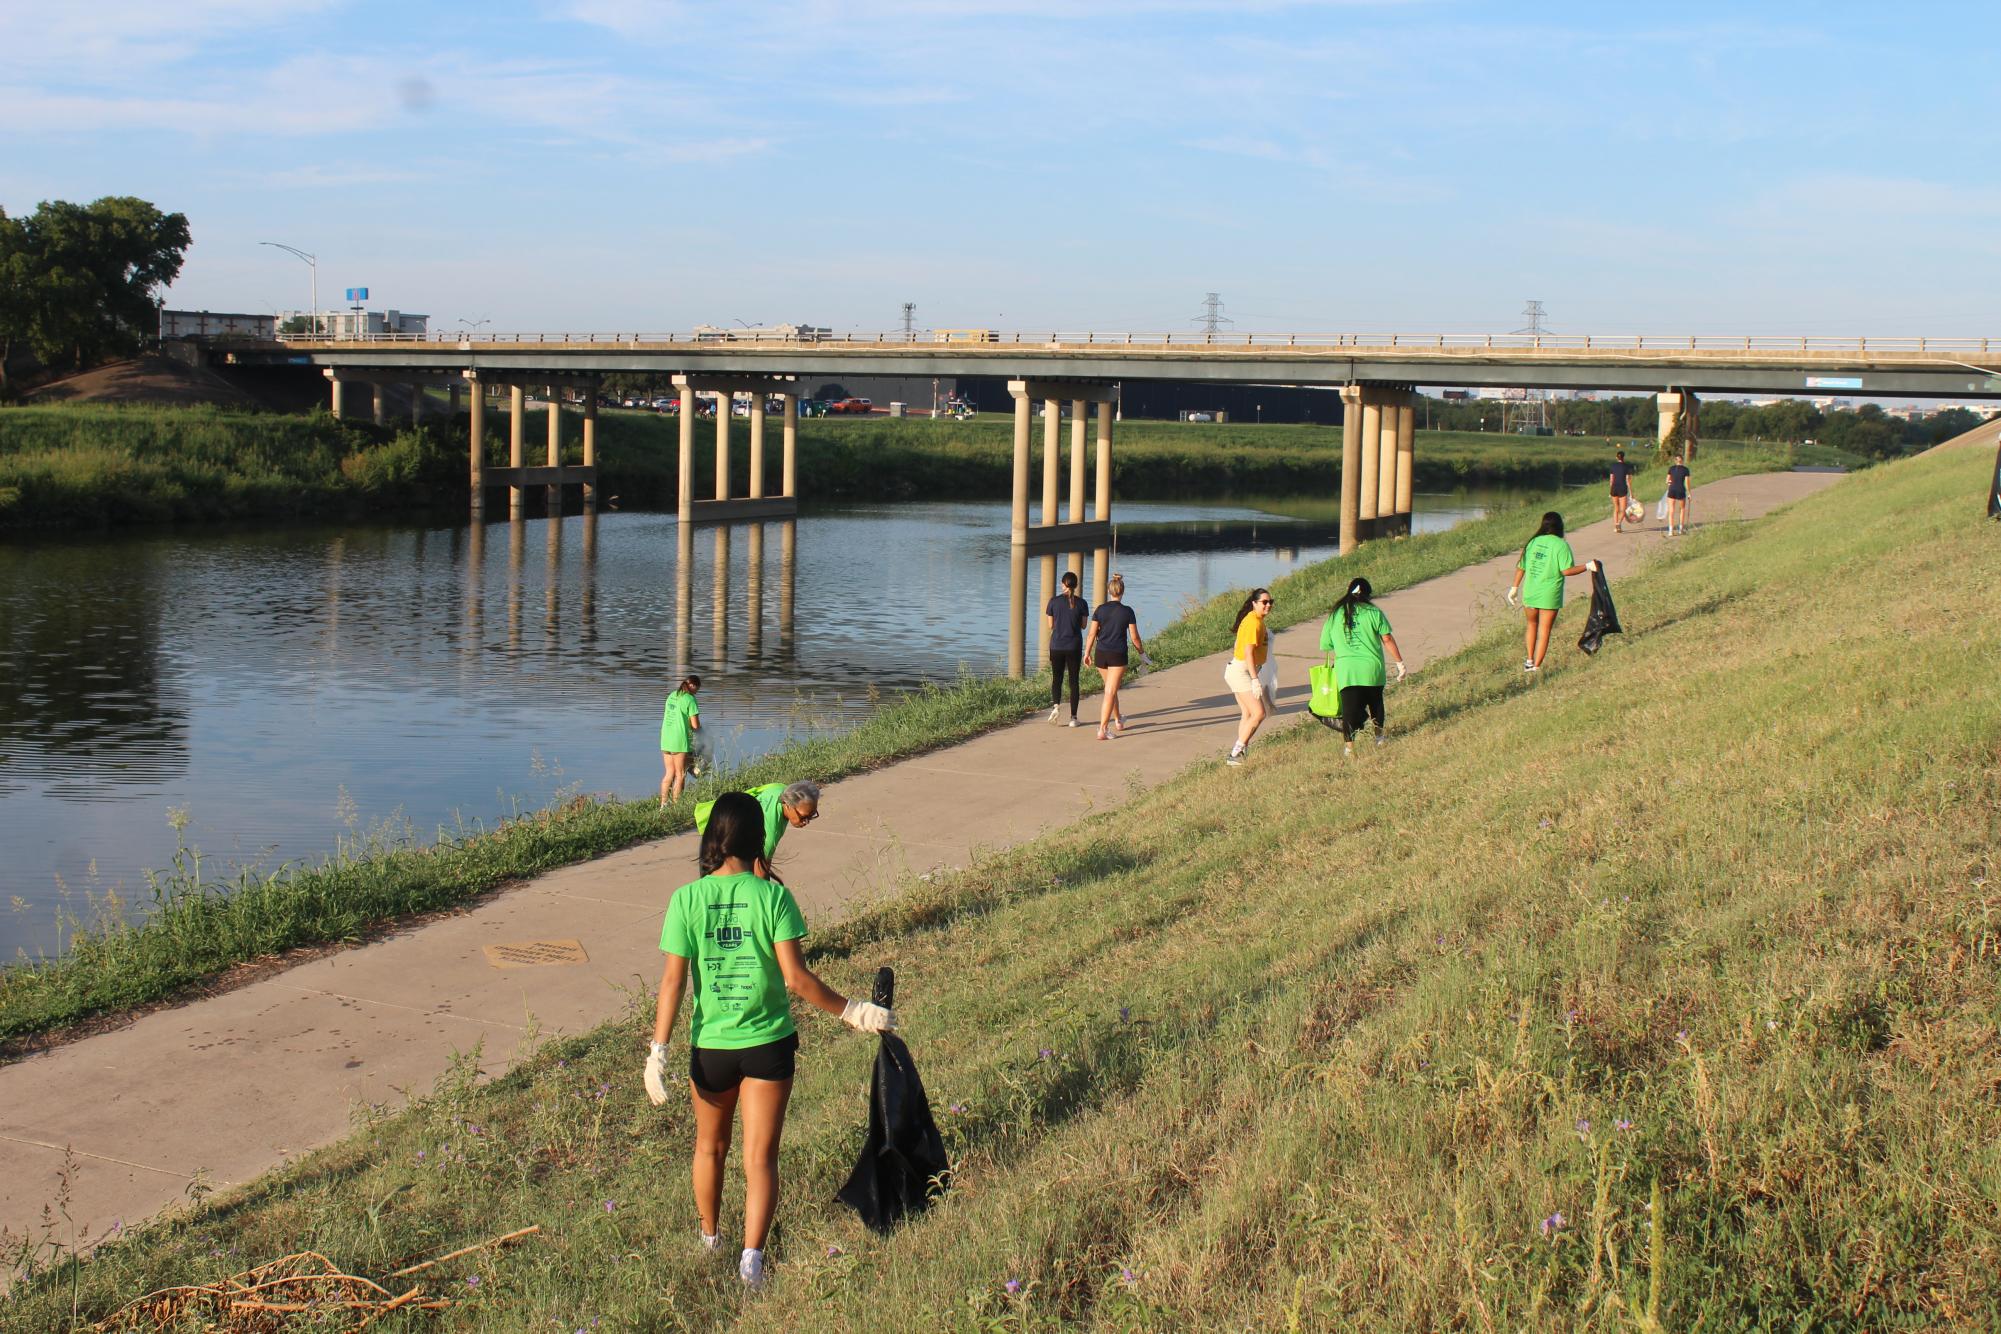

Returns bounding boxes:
[1256,598,1273,607]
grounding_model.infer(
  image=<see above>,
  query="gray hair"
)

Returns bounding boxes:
[781,780,821,808]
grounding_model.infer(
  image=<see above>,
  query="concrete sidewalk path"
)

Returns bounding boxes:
[0,469,1845,1244]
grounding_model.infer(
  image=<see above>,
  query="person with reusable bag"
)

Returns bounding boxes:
[1319,578,1406,757]
[643,791,896,1289]
[1223,588,1273,765]
[1505,511,1599,673]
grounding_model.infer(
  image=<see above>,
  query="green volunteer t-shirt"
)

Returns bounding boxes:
[660,870,808,1049]
[659,690,699,752]
[1320,604,1394,689]
[1519,534,1575,611]
[693,782,791,860]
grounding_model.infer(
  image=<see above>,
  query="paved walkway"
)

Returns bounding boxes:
[0,470,1844,1243]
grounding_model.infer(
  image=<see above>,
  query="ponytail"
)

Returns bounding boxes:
[1333,577,1373,635]
[674,674,701,695]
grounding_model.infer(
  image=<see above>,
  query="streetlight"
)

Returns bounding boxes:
[260,241,318,336]
[458,317,490,331]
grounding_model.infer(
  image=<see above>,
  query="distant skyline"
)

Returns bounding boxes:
[5,1,1997,335]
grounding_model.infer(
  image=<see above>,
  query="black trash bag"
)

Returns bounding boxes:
[835,968,951,1234]
[1577,568,1623,656]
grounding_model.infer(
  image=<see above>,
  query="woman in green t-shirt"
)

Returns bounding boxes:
[1319,577,1407,757]
[643,791,896,1288]
[659,676,702,808]
[1505,513,1599,673]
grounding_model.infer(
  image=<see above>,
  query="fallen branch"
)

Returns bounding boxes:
[389,1223,541,1277]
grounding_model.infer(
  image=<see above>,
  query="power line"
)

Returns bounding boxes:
[1192,292,1233,337]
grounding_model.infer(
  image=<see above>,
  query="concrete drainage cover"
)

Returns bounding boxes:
[483,939,590,969]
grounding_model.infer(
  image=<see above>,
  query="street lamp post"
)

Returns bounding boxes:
[260,241,318,336]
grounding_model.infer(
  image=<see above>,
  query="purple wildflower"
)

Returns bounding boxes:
[1121,1267,1140,1286]
[416,1150,426,1160]
[1615,1119,1634,1133]
[1540,1212,1566,1237]
[1039,1048,1054,1060]
[1005,1278,1023,1296]
[1119,1007,1130,1023]
[603,1200,617,1213]
[827,1245,844,1257]
[948,1103,967,1114]
[1575,1119,1591,1140]
[466,1275,481,1288]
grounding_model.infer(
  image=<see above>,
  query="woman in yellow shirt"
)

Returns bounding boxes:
[1223,588,1273,765]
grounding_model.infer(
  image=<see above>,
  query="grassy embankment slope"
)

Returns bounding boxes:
[6,445,1992,1329]
[0,400,1850,528]
[0,441,1809,1047]
[0,446,1803,1048]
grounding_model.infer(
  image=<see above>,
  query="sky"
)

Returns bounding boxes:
[4,0,1998,337]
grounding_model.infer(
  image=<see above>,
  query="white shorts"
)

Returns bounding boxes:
[1224,660,1262,697]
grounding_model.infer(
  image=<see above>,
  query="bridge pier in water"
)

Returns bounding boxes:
[1339,382,1415,555]
[461,372,600,520]
[1006,379,1117,678]
[1658,388,1699,460]
[671,374,801,525]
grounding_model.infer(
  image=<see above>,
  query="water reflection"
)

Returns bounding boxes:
[0,492,1515,956]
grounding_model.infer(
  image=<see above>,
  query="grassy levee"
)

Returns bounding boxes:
[0,448,1802,1048]
[7,445,1992,1329]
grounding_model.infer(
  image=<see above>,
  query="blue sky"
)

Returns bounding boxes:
[4,1,1996,336]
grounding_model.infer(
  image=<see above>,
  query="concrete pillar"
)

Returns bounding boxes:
[546,386,563,514]
[1041,398,1061,526]
[1036,554,1056,659]
[1358,391,1381,524]
[1658,389,1699,461]
[712,525,730,658]
[328,373,345,419]
[1067,399,1087,580]
[1007,544,1027,680]
[468,376,485,517]
[1339,385,1362,555]
[1093,399,1113,605]
[677,385,695,524]
[508,385,526,519]
[749,394,766,499]
[1376,391,1398,521]
[1394,397,1415,523]
[372,384,387,428]
[747,522,764,658]
[782,394,798,498]
[713,395,730,501]
[674,522,693,671]
[1010,388,1031,547]
[581,384,598,507]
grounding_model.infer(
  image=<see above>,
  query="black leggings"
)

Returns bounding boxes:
[1338,685,1385,736]
[1050,649,1081,714]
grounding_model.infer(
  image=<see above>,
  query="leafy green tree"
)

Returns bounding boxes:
[0,195,191,390]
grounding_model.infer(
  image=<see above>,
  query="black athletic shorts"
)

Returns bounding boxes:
[690,1033,800,1092]
[1338,684,1386,736]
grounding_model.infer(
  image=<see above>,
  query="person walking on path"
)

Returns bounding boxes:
[1045,570,1090,727]
[1319,577,1407,758]
[1505,512,1599,673]
[644,791,897,1289]
[1223,587,1273,765]
[660,676,702,808]
[1608,448,1636,533]
[1664,453,1692,535]
[695,780,821,883]
[1084,573,1145,741]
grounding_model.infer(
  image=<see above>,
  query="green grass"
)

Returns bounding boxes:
[4,440,1988,1331]
[0,446,1802,1048]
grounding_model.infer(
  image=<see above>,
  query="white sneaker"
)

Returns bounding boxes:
[1226,747,1244,766]
[739,1249,766,1288]
[1525,662,1539,673]
[1067,716,1079,728]
[701,1232,723,1253]
[1342,742,1354,758]
[1048,705,1061,724]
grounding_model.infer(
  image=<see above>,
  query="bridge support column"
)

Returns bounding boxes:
[782,393,798,498]
[1394,395,1415,533]
[508,385,526,519]
[1658,389,1699,461]
[1007,389,1032,678]
[1092,398,1113,606]
[1041,397,1061,528]
[1358,392,1382,530]
[713,395,731,500]
[1376,391,1399,524]
[1067,399,1087,583]
[677,385,695,524]
[546,386,563,514]
[749,394,766,499]
[372,384,387,428]
[326,370,345,420]
[467,373,485,518]
[581,382,597,508]
[1339,385,1362,554]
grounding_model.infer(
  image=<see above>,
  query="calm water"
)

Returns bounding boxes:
[0,491,1521,957]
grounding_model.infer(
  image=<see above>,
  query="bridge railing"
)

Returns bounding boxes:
[279,331,1999,357]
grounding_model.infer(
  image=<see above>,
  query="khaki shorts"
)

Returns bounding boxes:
[1223,659,1262,697]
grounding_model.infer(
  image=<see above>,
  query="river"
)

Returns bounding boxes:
[0,489,1527,958]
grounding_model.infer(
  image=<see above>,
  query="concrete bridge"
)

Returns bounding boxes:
[227,329,2000,673]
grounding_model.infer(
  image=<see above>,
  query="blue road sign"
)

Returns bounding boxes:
[345,287,369,302]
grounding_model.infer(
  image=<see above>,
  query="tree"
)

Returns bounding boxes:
[0,195,191,390]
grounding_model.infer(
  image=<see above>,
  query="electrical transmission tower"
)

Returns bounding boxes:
[1509,300,1553,430]
[1193,292,1233,337]
[1514,299,1549,337]
[900,302,917,341]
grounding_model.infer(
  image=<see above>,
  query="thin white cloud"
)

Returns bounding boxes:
[0,1,344,77]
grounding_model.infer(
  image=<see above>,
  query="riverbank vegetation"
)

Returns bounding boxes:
[5,443,1992,1330]
[0,444,1800,1048]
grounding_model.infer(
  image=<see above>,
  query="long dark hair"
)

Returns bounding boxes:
[1060,570,1079,601]
[1534,511,1565,539]
[698,791,764,875]
[1333,576,1373,635]
[1231,588,1271,635]
[674,674,701,695]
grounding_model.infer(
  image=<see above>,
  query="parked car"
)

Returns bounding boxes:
[831,397,873,414]
[1186,411,1213,422]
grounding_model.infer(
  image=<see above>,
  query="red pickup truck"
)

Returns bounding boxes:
[830,397,873,415]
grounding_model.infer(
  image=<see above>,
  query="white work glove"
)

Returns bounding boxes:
[842,999,898,1033]
[1393,660,1407,683]
[1586,559,1601,573]
[643,1041,671,1106]
[1504,585,1519,609]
